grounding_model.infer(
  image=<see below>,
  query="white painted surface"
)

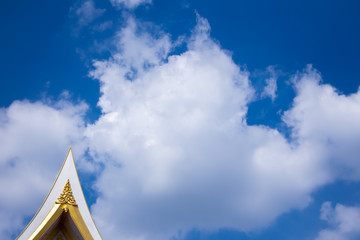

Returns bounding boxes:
[18,148,102,240]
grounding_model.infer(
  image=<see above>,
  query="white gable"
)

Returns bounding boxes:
[17,148,102,240]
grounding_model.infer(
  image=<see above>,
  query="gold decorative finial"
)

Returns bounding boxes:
[56,179,77,206]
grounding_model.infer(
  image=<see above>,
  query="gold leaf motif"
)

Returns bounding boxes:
[56,179,77,206]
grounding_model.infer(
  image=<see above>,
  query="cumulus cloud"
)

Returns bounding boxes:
[315,202,360,240]
[283,65,360,180]
[84,15,360,240]
[261,65,278,101]
[0,98,88,239]
[110,0,151,9]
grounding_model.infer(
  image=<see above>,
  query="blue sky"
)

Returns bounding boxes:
[1,0,360,239]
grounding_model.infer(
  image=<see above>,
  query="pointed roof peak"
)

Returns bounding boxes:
[17,148,102,240]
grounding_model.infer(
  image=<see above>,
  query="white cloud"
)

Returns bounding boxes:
[85,16,360,240]
[315,202,360,240]
[74,0,105,28]
[283,65,360,181]
[0,98,88,239]
[110,0,151,9]
[261,65,278,101]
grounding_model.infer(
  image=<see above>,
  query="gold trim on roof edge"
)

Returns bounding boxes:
[28,203,94,240]
[70,148,103,239]
[16,147,103,240]
[56,179,77,206]
[15,148,72,240]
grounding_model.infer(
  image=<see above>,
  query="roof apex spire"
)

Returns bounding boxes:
[16,148,102,240]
